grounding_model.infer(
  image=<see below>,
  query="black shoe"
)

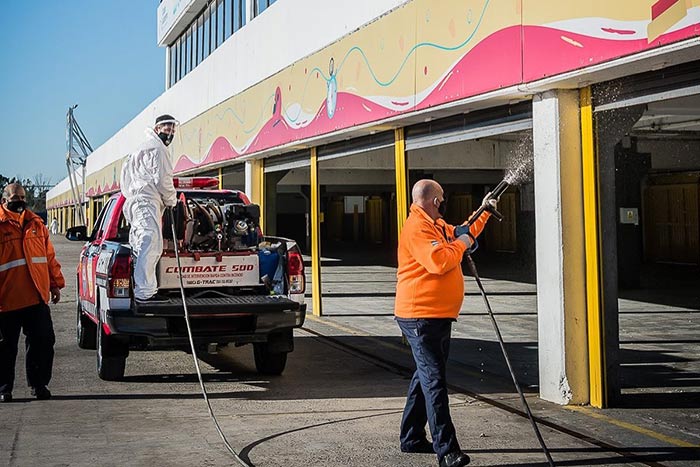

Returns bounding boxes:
[31,386,51,400]
[439,451,471,467]
[135,293,170,304]
[0,393,12,402]
[401,439,435,453]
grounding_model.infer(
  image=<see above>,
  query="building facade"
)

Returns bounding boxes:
[48,0,700,407]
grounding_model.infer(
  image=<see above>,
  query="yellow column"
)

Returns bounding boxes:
[581,87,607,408]
[394,128,408,237]
[310,147,323,317]
[249,159,265,232]
[218,167,223,189]
[87,198,93,227]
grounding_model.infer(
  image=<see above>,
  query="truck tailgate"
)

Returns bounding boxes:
[133,295,300,316]
[157,253,260,289]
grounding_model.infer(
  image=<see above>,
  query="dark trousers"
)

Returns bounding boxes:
[0,303,55,394]
[396,317,460,461]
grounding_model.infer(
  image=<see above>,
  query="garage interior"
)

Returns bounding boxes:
[594,62,700,406]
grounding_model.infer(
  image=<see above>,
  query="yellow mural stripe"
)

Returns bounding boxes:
[567,405,699,448]
[580,87,606,408]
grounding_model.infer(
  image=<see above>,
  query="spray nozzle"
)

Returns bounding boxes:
[465,178,511,228]
[489,179,510,200]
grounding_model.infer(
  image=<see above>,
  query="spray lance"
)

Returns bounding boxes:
[452,178,509,247]
[456,177,555,467]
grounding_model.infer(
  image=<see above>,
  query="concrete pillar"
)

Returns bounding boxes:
[532,89,589,405]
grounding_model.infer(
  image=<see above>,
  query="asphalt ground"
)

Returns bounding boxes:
[0,237,697,466]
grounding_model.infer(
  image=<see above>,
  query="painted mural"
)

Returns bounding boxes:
[523,0,700,81]
[48,0,700,208]
[171,0,700,174]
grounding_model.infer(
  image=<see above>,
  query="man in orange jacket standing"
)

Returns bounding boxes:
[0,183,65,402]
[395,179,494,467]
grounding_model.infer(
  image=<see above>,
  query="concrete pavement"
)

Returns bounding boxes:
[1,237,698,466]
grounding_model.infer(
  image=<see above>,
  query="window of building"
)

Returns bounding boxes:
[185,30,191,75]
[168,0,256,85]
[203,6,211,60]
[208,1,216,54]
[233,0,245,32]
[255,0,276,16]
[224,0,232,40]
[196,15,204,66]
[189,21,197,69]
[169,45,176,87]
[217,0,225,47]
[179,36,186,80]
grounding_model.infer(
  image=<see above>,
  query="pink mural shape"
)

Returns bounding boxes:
[174,136,243,172]
[417,26,522,111]
[523,22,699,82]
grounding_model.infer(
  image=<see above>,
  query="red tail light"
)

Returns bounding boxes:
[286,250,305,294]
[109,255,131,298]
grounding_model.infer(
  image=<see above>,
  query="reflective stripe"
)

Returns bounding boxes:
[0,258,27,272]
[31,256,47,264]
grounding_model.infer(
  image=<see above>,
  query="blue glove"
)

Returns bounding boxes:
[454,224,469,237]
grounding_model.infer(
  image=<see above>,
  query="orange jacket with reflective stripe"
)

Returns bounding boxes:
[0,206,65,312]
[394,204,490,319]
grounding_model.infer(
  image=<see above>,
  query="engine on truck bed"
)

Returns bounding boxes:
[169,195,261,252]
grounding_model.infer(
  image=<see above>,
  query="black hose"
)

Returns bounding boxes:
[169,213,252,467]
[464,253,555,467]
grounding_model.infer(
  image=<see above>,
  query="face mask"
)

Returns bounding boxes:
[435,198,447,217]
[5,200,27,213]
[158,132,174,146]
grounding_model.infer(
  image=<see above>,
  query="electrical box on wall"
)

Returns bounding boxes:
[619,207,639,225]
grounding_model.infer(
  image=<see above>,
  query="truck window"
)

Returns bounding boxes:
[114,211,131,243]
[90,199,116,241]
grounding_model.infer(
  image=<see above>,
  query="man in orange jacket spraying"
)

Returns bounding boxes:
[0,183,65,402]
[395,179,494,467]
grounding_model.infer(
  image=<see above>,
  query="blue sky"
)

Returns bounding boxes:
[0,1,164,185]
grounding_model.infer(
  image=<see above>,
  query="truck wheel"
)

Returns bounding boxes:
[253,343,288,375]
[96,315,128,381]
[76,302,97,350]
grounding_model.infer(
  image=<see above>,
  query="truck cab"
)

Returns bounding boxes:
[67,178,306,381]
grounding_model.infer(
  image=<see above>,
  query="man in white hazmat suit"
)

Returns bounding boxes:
[120,115,178,303]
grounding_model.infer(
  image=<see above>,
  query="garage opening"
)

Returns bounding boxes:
[593,60,700,407]
[406,103,536,282]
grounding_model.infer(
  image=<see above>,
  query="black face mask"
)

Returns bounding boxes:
[5,200,27,213]
[158,132,174,146]
[436,198,447,217]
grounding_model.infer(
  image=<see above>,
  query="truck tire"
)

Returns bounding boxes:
[76,301,97,350]
[253,343,288,375]
[96,315,128,381]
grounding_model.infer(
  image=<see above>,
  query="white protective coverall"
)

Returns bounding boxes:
[120,128,177,300]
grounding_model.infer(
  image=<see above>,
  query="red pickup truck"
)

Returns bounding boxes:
[66,179,306,381]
